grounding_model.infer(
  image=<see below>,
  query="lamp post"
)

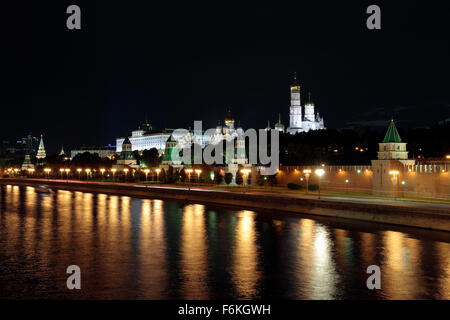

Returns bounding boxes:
[27,168,35,177]
[85,169,91,180]
[389,170,399,200]
[100,168,105,180]
[65,168,70,182]
[155,168,161,183]
[303,169,311,194]
[195,169,202,184]
[315,168,325,199]
[144,169,150,182]
[123,168,129,182]
[59,168,64,179]
[111,168,117,181]
[185,169,193,190]
[44,168,51,179]
[345,179,349,194]
[77,168,82,180]
[240,168,251,194]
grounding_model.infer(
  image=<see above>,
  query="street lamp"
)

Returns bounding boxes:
[85,168,91,180]
[240,168,251,185]
[185,168,193,189]
[143,169,150,182]
[44,168,51,179]
[345,179,349,194]
[389,170,399,200]
[111,168,117,180]
[27,168,35,177]
[315,168,325,199]
[240,168,251,194]
[195,169,202,184]
[155,168,161,183]
[123,168,129,182]
[303,169,311,193]
[65,168,70,182]
[77,168,82,179]
[100,168,105,179]
[59,168,64,179]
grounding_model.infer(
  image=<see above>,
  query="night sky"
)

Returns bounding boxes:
[4,1,450,153]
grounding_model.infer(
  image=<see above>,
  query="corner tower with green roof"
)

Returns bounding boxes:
[377,120,408,160]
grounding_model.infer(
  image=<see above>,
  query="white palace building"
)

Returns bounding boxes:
[116,109,241,153]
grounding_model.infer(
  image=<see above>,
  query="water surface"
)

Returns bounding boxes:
[0,184,449,299]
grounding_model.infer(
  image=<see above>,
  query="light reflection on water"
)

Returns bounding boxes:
[0,185,449,299]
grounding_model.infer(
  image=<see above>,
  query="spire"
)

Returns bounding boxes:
[278,113,282,124]
[59,145,65,156]
[306,92,314,105]
[292,72,298,86]
[36,134,46,159]
[382,119,402,143]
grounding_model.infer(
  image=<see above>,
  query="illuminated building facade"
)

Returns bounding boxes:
[286,73,325,134]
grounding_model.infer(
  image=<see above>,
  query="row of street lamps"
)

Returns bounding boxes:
[302,168,325,199]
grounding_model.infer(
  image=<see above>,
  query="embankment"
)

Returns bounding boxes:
[2,178,450,232]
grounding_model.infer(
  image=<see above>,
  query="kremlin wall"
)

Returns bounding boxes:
[272,120,450,200]
[274,162,450,200]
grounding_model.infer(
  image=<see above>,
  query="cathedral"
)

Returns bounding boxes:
[285,73,325,134]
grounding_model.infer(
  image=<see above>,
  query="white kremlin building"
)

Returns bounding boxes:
[116,109,241,153]
[285,73,325,134]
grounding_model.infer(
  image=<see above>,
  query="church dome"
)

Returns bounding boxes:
[224,108,234,122]
[275,114,285,132]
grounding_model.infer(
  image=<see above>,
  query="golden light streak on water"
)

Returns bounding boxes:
[180,204,209,299]
[232,210,261,299]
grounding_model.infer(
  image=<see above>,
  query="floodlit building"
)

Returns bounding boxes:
[286,73,325,134]
[115,137,139,169]
[71,146,116,159]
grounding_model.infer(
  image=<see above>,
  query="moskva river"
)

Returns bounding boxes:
[0,185,449,299]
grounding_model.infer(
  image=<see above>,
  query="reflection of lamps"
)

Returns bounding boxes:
[389,170,399,200]
[315,168,325,199]
[303,169,311,193]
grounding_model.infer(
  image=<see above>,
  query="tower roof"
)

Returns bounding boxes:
[123,137,131,145]
[382,120,402,143]
[36,134,46,159]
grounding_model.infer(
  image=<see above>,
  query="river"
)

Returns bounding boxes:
[0,184,449,299]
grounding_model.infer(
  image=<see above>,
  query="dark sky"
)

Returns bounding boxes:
[4,1,450,153]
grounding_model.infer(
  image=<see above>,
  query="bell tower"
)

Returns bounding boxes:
[288,73,302,134]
